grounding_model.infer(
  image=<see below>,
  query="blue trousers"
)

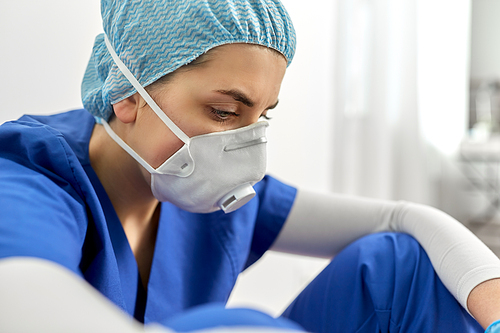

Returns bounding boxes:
[165,233,482,332]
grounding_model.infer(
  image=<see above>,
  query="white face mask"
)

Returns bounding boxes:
[102,35,268,213]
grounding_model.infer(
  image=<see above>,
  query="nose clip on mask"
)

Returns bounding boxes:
[102,35,268,213]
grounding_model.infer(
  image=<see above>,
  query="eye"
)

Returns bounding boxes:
[209,108,240,123]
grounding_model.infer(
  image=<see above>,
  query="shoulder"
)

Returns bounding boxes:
[0,109,95,200]
[0,110,99,269]
[2,109,94,159]
[254,175,298,214]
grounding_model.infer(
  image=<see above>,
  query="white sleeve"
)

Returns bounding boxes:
[270,188,500,310]
[0,257,303,333]
[0,257,172,333]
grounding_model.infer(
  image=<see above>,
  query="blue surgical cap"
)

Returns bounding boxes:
[81,0,296,120]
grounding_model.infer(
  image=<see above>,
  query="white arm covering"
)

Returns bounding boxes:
[0,257,171,333]
[0,258,301,333]
[271,189,500,311]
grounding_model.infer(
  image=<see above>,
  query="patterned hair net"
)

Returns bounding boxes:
[81,0,296,120]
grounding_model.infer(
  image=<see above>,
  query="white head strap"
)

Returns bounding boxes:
[101,34,195,177]
[104,34,190,144]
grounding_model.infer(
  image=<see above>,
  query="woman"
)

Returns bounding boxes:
[1,0,500,332]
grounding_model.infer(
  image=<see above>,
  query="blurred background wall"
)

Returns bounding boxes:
[1,0,498,317]
[0,1,102,121]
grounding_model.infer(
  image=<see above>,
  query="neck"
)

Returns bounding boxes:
[89,123,160,287]
[89,123,159,221]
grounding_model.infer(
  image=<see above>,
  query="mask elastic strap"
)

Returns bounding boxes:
[104,34,190,144]
[96,117,158,174]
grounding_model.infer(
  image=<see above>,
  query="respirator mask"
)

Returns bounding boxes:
[101,35,268,213]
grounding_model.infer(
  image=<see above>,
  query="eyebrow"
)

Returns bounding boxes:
[215,89,279,110]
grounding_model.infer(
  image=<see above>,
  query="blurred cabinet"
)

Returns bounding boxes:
[460,135,500,254]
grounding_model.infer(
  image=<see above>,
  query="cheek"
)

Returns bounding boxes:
[133,115,185,169]
[149,132,184,169]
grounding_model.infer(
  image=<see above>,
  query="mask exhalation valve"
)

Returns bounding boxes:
[218,184,256,213]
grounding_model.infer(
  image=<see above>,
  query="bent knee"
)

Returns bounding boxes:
[327,232,427,281]
[350,232,421,257]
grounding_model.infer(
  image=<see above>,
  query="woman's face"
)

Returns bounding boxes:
[129,43,288,169]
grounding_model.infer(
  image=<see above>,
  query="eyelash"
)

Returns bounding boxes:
[209,108,272,123]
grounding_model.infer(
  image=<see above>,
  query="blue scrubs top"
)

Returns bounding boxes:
[0,109,297,325]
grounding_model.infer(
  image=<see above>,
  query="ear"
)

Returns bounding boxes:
[112,93,142,124]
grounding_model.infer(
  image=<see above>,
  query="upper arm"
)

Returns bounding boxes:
[0,158,87,274]
[270,188,397,258]
[271,188,500,312]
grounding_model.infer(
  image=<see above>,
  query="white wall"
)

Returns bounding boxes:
[0,0,336,317]
[470,0,500,79]
[0,1,102,123]
[418,0,471,155]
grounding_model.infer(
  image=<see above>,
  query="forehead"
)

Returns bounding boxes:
[190,44,286,79]
[152,43,286,90]
[148,43,287,110]
[192,44,286,91]
[169,43,287,86]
